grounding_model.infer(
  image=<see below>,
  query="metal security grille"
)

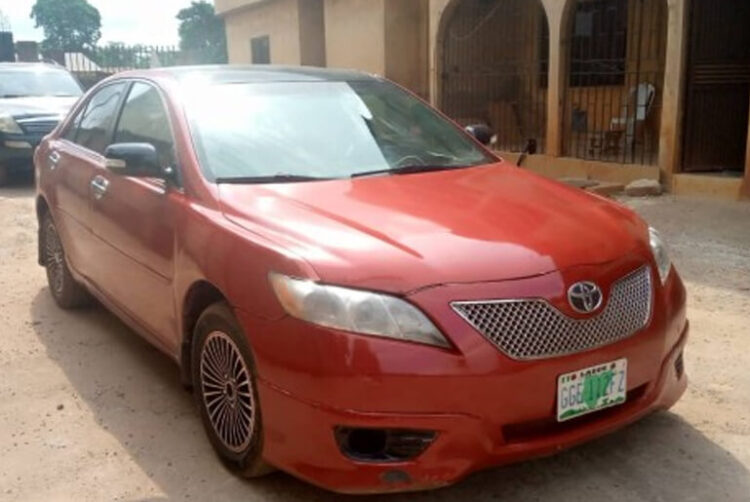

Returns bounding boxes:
[452,266,653,360]
[440,0,548,153]
[563,0,666,165]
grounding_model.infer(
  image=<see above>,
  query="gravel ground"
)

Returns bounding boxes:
[1,176,749,501]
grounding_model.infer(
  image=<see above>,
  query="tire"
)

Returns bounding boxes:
[41,213,90,309]
[191,302,273,478]
[0,164,8,187]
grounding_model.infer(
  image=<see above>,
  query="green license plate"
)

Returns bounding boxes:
[557,359,627,422]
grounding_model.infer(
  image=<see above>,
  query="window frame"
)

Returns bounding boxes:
[568,0,628,88]
[60,81,128,149]
[110,78,182,187]
[250,35,271,64]
[59,78,182,188]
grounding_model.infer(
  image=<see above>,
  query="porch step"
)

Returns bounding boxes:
[559,178,624,197]
[589,182,626,197]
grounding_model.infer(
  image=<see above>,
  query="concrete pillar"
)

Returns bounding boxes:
[541,0,567,157]
[658,0,688,185]
[743,94,750,199]
[428,0,452,107]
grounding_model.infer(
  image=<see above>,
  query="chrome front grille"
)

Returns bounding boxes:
[18,119,59,135]
[451,266,653,360]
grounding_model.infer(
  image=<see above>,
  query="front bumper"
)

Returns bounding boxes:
[257,326,686,493]
[236,261,689,494]
[0,133,40,172]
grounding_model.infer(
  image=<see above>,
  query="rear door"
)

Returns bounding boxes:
[46,82,128,276]
[87,81,180,352]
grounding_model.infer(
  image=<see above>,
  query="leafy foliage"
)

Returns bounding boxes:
[177,1,227,64]
[30,0,101,51]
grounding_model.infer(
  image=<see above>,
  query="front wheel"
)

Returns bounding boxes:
[42,214,90,309]
[191,302,272,478]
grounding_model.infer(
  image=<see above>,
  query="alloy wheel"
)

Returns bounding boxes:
[200,331,256,453]
[45,222,65,296]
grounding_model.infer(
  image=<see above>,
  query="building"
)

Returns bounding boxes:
[216,0,750,200]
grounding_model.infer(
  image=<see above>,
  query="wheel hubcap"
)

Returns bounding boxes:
[200,331,255,453]
[45,222,65,295]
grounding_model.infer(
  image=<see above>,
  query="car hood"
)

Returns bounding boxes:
[218,163,648,293]
[0,96,79,119]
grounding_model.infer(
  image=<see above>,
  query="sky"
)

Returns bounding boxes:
[1,0,209,46]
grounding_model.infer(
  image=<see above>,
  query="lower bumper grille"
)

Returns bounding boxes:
[452,266,653,360]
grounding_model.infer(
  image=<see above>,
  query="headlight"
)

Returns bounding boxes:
[0,114,23,134]
[269,273,450,348]
[649,227,672,284]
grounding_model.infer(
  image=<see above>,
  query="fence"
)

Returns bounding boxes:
[43,44,225,89]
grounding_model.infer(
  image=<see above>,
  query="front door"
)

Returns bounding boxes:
[682,0,750,173]
[88,81,180,353]
[47,82,129,277]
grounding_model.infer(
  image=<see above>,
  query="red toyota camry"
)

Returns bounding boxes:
[34,66,688,494]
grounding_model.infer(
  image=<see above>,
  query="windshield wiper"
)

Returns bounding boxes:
[0,94,33,99]
[215,174,332,184]
[351,164,470,179]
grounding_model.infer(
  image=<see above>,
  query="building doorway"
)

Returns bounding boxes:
[438,0,548,153]
[681,0,750,173]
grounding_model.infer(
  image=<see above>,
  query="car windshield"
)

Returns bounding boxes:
[184,80,495,182]
[0,69,83,98]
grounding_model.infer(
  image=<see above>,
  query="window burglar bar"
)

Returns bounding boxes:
[563,0,667,165]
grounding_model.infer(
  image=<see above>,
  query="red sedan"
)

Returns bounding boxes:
[34,66,688,494]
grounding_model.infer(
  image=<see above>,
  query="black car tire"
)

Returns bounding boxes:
[42,213,91,309]
[191,302,273,478]
[0,164,8,187]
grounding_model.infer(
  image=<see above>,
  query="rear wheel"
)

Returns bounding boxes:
[191,302,272,478]
[42,214,90,309]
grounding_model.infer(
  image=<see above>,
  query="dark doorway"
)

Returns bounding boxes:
[682,0,750,173]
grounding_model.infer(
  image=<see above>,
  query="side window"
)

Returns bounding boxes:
[114,82,176,169]
[62,106,84,142]
[76,83,128,154]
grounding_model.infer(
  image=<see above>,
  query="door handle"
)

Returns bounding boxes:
[48,150,61,170]
[90,175,110,200]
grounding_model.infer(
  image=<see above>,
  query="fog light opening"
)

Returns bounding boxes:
[335,427,436,463]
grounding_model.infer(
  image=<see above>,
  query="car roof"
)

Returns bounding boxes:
[119,65,381,84]
[0,62,70,72]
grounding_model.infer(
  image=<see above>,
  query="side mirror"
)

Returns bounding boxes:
[104,143,164,178]
[465,124,494,146]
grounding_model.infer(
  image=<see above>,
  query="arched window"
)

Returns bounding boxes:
[439,0,548,153]
[563,0,667,165]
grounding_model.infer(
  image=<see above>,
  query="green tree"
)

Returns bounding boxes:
[30,0,101,51]
[177,1,227,64]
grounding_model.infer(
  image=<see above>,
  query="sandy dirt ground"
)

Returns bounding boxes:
[1,175,749,501]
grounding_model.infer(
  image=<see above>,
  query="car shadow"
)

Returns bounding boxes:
[0,170,35,199]
[29,288,750,502]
